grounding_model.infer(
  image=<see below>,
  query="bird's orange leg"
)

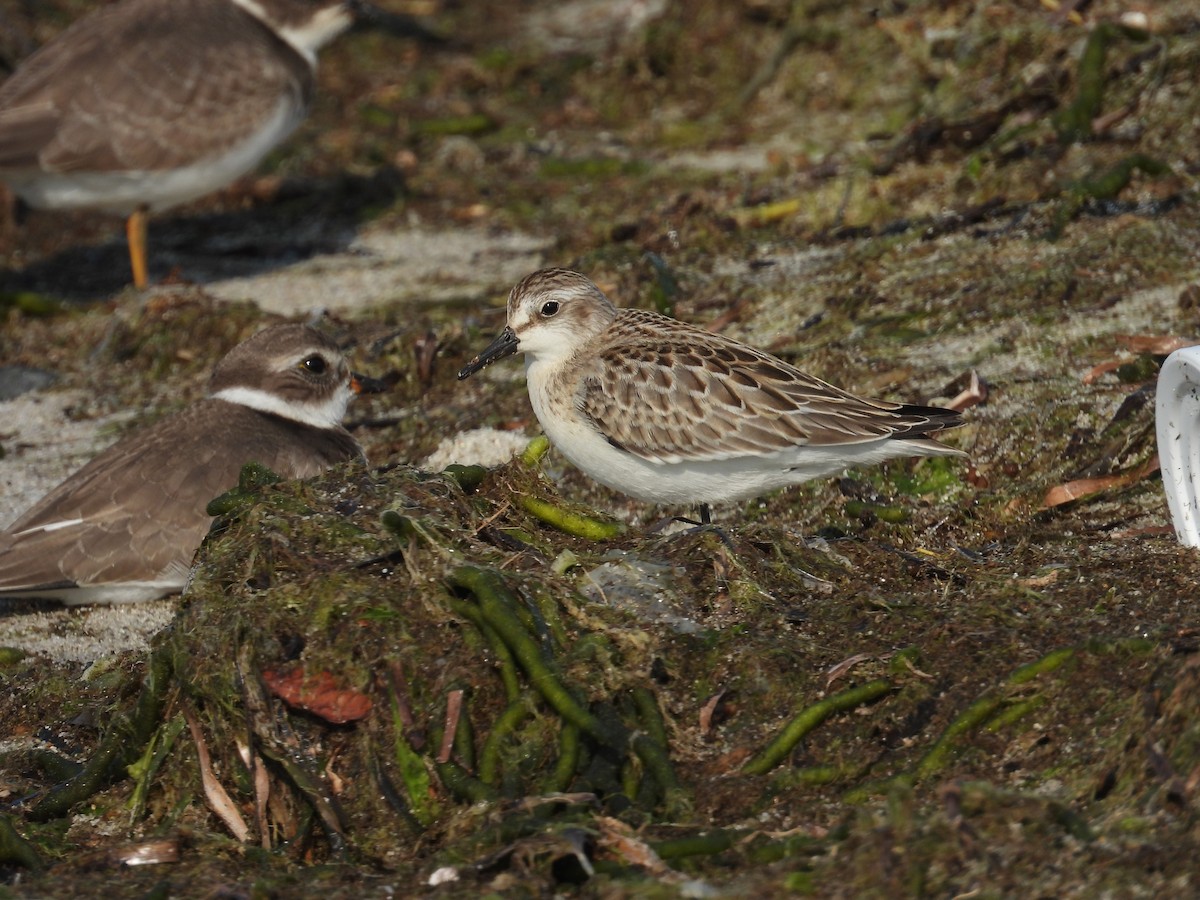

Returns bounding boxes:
[125,207,149,287]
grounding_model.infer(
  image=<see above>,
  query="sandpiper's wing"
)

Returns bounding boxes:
[0,0,312,174]
[576,309,962,466]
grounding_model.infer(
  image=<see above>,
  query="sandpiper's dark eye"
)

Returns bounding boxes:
[302,355,328,374]
[540,300,560,317]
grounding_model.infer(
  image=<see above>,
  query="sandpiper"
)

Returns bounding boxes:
[459,268,965,519]
[0,0,436,287]
[0,324,379,604]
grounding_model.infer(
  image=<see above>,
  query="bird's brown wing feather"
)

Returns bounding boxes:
[0,402,361,592]
[0,0,312,173]
[576,311,960,465]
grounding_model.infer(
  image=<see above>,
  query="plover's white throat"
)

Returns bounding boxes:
[0,324,380,605]
[459,268,965,515]
[0,0,435,287]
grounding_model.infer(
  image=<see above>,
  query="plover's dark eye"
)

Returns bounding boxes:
[540,300,560,317]
[302,355,328,374]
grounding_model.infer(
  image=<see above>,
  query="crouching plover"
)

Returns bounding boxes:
[0,0,438,287]
[459,268,965,519]
[0,324,380,605]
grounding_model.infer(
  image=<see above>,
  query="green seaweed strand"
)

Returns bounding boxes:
[742,678,893,776]
[0,814,42,870]
[514,434,623,539]
[629,687,688,814]
[479,693,536,786]
[520,435,552,467]
[652,829,738,861]
[543,721,582,794]
[365,747,424,833]
[387,684,439,827]
[127,715,186,823]
[913,646,1077,779]
[437,761,500,803]
[1055,22,1149,143]
[447,597,522,703]
[1007,647,1075,684]
[911,694,1005,782]
[29,648,172,821]
[449,566,625,748]
[518,495,625,541]
[442,464,488,492]
[985,696,1047,732]
[632,687,670,749]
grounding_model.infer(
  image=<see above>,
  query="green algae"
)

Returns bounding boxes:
[28,648,172,822]
[517,495,626,540]
[126,715,186,823]
[411,114,496,137]
[450,565,622,747]
[1054,21,1150,144]
[0,814,41,871]
[743,679,895,776]
[5,0,1200,895]
[0,646,26,668]
[0,291,61,316]
[1050,153,1173,239]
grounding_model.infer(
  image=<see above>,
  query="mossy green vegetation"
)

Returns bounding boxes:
[3,0,1200,895]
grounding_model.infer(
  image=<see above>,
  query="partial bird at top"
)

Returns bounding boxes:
[0,0,444,287]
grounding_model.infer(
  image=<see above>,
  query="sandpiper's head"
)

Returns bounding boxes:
[209,324,379,429]
[458,269,618,379]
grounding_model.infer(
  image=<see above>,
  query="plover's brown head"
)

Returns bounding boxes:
[209,324,378,429]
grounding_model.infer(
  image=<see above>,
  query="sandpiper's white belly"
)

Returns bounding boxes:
[531,408,898,504]
[6,98,303,214]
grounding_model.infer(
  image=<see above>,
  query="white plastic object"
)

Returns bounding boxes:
[1156,346,1200,546]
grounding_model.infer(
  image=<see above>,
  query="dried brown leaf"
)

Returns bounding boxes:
[262,667,372,724]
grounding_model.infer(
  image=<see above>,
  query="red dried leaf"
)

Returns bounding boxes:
[1082,358,1127,385]
[1042,475,1127,507]
[262,667,372,724]
[699,690,725,737]
[1041,454,1161,509]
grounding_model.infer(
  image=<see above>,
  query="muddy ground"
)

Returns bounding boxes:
[2,0,1200,897]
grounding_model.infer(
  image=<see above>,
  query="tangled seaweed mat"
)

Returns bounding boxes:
[1,456,1198,896]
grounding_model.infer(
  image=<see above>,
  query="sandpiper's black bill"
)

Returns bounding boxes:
[458,327,519,380]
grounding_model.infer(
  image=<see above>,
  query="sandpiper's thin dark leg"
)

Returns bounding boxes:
[700,504,712,526]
